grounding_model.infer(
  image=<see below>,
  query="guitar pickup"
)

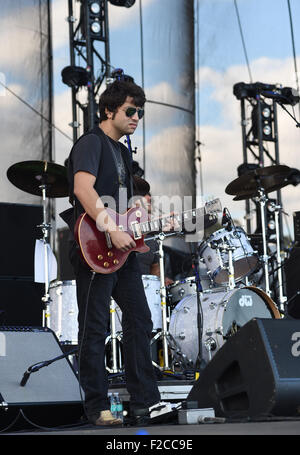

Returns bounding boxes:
[131,221,142,240]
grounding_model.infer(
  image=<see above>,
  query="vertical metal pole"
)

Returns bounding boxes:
[259,189,271,297]
[273,100,284,245]
[110,299,119,373]
[274,206,286,311]
[68,0,78,142]
[104,0,111,80]
[158,234,169,370]
[240,98,251,233]
[256,96,265,167]
[84,3,96,130]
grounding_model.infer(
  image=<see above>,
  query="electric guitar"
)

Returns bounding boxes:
[74,198,222,274]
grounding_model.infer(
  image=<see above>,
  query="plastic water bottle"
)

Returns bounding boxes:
[115,392,124,422]
[110,393,117,418]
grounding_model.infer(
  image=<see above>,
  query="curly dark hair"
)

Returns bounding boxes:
[99,80,146,122]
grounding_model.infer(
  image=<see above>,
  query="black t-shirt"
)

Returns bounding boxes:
[68,130,130,214]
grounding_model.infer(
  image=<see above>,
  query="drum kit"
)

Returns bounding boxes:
[5,160,297,376]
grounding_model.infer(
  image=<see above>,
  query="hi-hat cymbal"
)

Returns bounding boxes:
[225,165,291,200]
[7,160,69,198]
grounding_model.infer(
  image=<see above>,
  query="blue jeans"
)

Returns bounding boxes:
[70,245,161,416]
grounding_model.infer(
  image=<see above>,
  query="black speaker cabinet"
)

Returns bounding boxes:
[0,326,83,428]
[188,318,300,419]
[284,247,300,318]
[0,202,43,278]
[0,279,44,326]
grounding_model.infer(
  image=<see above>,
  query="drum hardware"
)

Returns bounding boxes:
[169,286,281,366]
[225,164,297,299]
[105,298,123,374]
[272,202,287,312]
[7,160,69,328]
[150,231,175,371]
[190,245,207,372]
[254,187,271,297]
[199,226,258,286]
[39,183,53,327]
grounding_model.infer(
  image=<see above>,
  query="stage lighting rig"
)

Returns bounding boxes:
[233,82,300,106]
[251,101,274,142]
[80,1,106,41]
[61,66,89,88]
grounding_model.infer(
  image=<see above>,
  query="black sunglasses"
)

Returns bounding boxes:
[125,107,144,119]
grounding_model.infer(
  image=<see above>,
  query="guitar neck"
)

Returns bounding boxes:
[138,199,221,235]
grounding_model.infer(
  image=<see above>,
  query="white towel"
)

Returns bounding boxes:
[34,239,57,283]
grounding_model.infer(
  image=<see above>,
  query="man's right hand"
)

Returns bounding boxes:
[109,230,136,252]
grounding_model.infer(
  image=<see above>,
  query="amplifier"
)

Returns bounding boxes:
[0,326,83,429]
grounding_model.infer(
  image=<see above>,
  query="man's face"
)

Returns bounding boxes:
[110,96,143,137]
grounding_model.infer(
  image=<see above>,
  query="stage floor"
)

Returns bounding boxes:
[4,418,300,437]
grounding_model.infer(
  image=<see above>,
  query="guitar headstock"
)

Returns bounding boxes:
[204,198,222,215]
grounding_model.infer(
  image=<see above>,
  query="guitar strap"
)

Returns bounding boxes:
[60,128,138,232]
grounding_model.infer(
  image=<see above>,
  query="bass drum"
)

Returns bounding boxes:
[169,286,280,366]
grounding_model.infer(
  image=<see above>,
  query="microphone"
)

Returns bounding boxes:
[221,208,232,231]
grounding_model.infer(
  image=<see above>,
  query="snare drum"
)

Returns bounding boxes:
[199,227,258,285]
[49,280,78,344]
[114,275,162,332]
[169,286,280,365]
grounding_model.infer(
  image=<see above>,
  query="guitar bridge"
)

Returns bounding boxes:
[131,221,142,240]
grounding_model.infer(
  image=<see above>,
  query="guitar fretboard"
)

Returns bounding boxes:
[139,199,221,235]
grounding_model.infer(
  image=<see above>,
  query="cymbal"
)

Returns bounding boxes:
[225,165,291,200]
[7,160,69,198]
[133,175,150,196]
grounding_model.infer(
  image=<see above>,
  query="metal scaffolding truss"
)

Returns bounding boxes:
[63,0,111,142]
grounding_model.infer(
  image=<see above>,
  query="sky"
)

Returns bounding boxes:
[41,0,300,239]
[195,0,300,239]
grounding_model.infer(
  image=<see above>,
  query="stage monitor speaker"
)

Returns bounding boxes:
[0,202,43,278]
[187,318,300,419]
[0,326,83,429]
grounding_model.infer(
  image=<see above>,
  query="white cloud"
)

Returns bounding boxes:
[197,56,300,235]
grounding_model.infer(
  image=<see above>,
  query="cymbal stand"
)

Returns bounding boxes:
[150,231,179,371]
[38,183,52,327]
[257,187,271,297]
[272,203,287,312]
[105,299,123,374]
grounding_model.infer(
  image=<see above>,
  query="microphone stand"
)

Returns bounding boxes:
[20,347,78,387]
[190,245,206,373]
